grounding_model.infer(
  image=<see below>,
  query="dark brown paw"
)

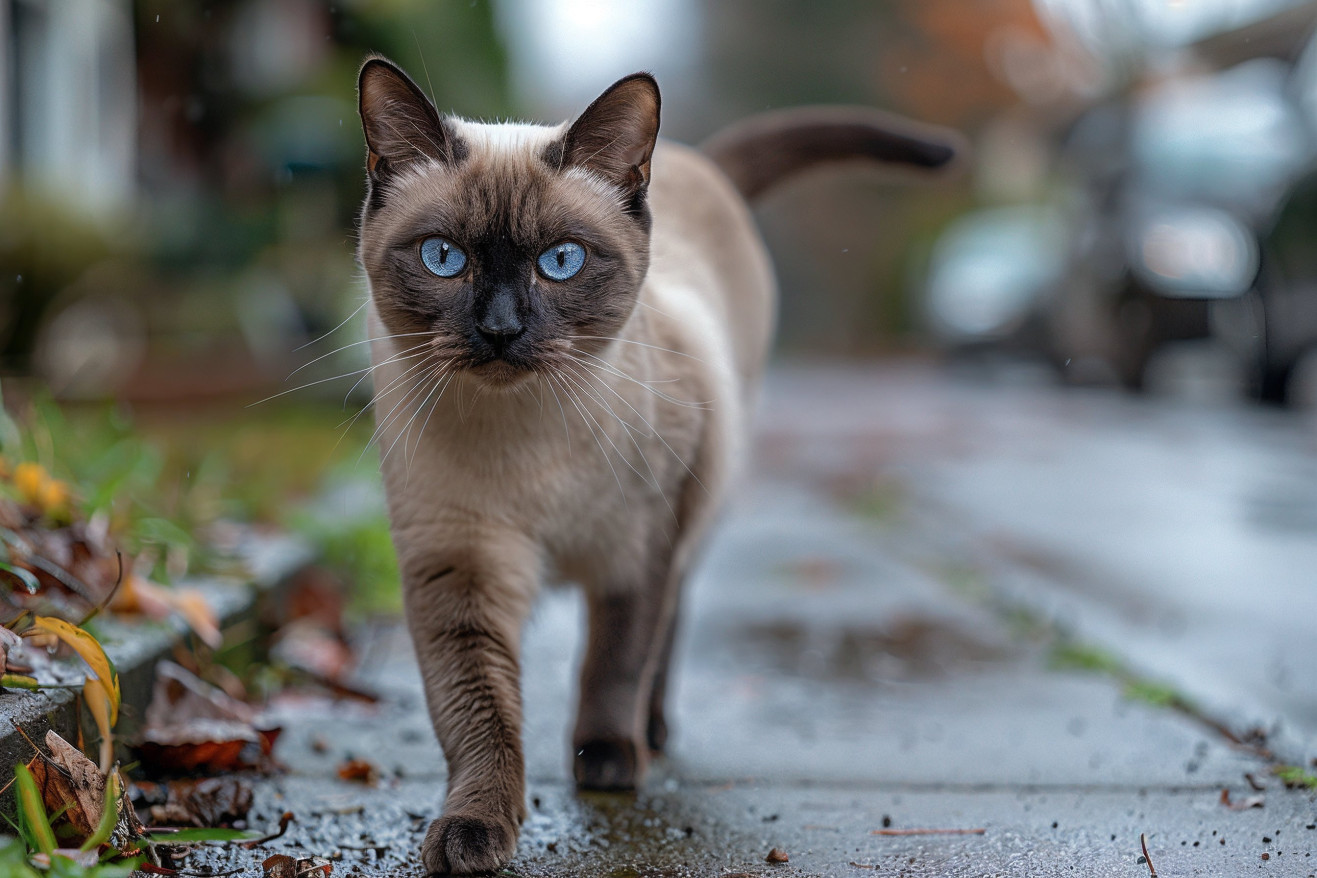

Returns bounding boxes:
[574,738,646,791]
[421,812,517,875]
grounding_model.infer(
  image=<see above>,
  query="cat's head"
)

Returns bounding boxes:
[356,57,660,387]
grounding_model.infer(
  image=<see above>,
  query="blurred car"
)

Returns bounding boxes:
[928,52,1317,401]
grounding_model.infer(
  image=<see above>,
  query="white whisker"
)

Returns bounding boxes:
[294,297,370,353]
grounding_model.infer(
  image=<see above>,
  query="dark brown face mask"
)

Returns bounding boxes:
[356,59,661,382]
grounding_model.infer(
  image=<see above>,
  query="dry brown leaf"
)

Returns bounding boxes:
[36,730,105,834]
[112,577,220,649]
[1219,788,1265,811]
[137,661,280,774]
[148,776,253,828]
[145,661,255,727]
[262,854,298,878]
[336,758,378,786]
[263,854,332,878]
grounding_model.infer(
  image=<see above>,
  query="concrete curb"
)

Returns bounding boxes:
[0,531,315,791]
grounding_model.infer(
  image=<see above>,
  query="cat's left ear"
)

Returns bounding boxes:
[562,73,661,195]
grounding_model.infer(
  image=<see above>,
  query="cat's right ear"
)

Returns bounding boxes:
[358,57,462,180]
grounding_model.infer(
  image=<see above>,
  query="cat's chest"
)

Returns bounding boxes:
[396,390,667,547]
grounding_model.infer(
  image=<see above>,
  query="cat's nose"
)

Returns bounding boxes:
[475,291,525,349]
[476,316,524,345]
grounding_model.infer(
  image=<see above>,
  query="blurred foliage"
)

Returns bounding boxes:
[287,501,400,616]
[1,386,401,614]
[3,0,510,381]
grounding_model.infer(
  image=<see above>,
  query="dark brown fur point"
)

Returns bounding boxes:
[701,105,963,200]
[354,54,958,876]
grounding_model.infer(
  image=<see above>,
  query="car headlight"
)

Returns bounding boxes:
[1129,206,1257,298]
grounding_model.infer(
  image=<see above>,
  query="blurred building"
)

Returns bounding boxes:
[0,0,138,213]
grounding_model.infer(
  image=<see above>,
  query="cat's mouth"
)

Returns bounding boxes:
[467,353,538,387]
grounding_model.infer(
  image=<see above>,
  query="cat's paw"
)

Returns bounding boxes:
[421,812,517,875]
[574,737,647,791]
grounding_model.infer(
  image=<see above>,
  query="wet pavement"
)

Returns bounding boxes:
[194,362,1317,876]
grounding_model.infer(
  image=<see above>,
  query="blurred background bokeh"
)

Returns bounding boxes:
[8,0,1317,405]
[5,0,1317,609]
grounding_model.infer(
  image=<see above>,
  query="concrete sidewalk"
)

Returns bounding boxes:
[193,363,1316,876]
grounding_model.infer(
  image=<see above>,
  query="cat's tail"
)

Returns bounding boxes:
[700,106,964,201]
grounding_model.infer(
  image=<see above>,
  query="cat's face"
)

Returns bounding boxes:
[356,59,660,387]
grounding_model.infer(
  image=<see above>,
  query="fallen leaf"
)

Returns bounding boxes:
[336,758,378,785]
[137,720,266,774]
[148,776,253,828]
[145,661,256,727]
[137,661,280,774]
[263,854,332,878]
[1219,788,1264,810]
[27,730,105,837]
[26,616,121,721]
[271,620,355,682]
[263,854,298,878]
[112,577,220,649]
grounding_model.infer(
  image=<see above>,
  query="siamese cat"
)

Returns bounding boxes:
[355,56,957,874]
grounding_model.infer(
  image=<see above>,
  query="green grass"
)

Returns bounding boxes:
[1048,642,1123,675]
[1274,765,1317,791]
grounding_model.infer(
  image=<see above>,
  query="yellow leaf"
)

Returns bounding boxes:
[38,478,71,518]
[84,677,115,774]
[27,616,120,723]
[175,589,222,649]
[13,462,46,504]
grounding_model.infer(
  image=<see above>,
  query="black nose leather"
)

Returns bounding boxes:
[475,286,524,348]
[477,317,523,340]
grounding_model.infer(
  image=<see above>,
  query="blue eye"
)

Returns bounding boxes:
[420,237,467,277]
[537,242,586,281]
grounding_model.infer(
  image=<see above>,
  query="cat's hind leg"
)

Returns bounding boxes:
[572,569,680,791]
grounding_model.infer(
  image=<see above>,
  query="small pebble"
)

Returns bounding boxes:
[766,847,789,864]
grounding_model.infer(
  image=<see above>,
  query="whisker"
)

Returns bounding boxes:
[550,368,627,506]
[563,357,709,498]
[337,352,442,455]
[560,361,671,506]
[386,361,452,474]
[285,331,436,380]
[408,365,460,471]
[364,359,448,466]
[556,364,653,487]
[294,297,369,353]
[537,369,572,455]
[341,341,436,406]
[565,350,712,409]
[568,335,705,363]
[248,346,430,408]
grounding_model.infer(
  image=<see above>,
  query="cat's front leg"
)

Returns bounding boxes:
[401,550,534,875]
